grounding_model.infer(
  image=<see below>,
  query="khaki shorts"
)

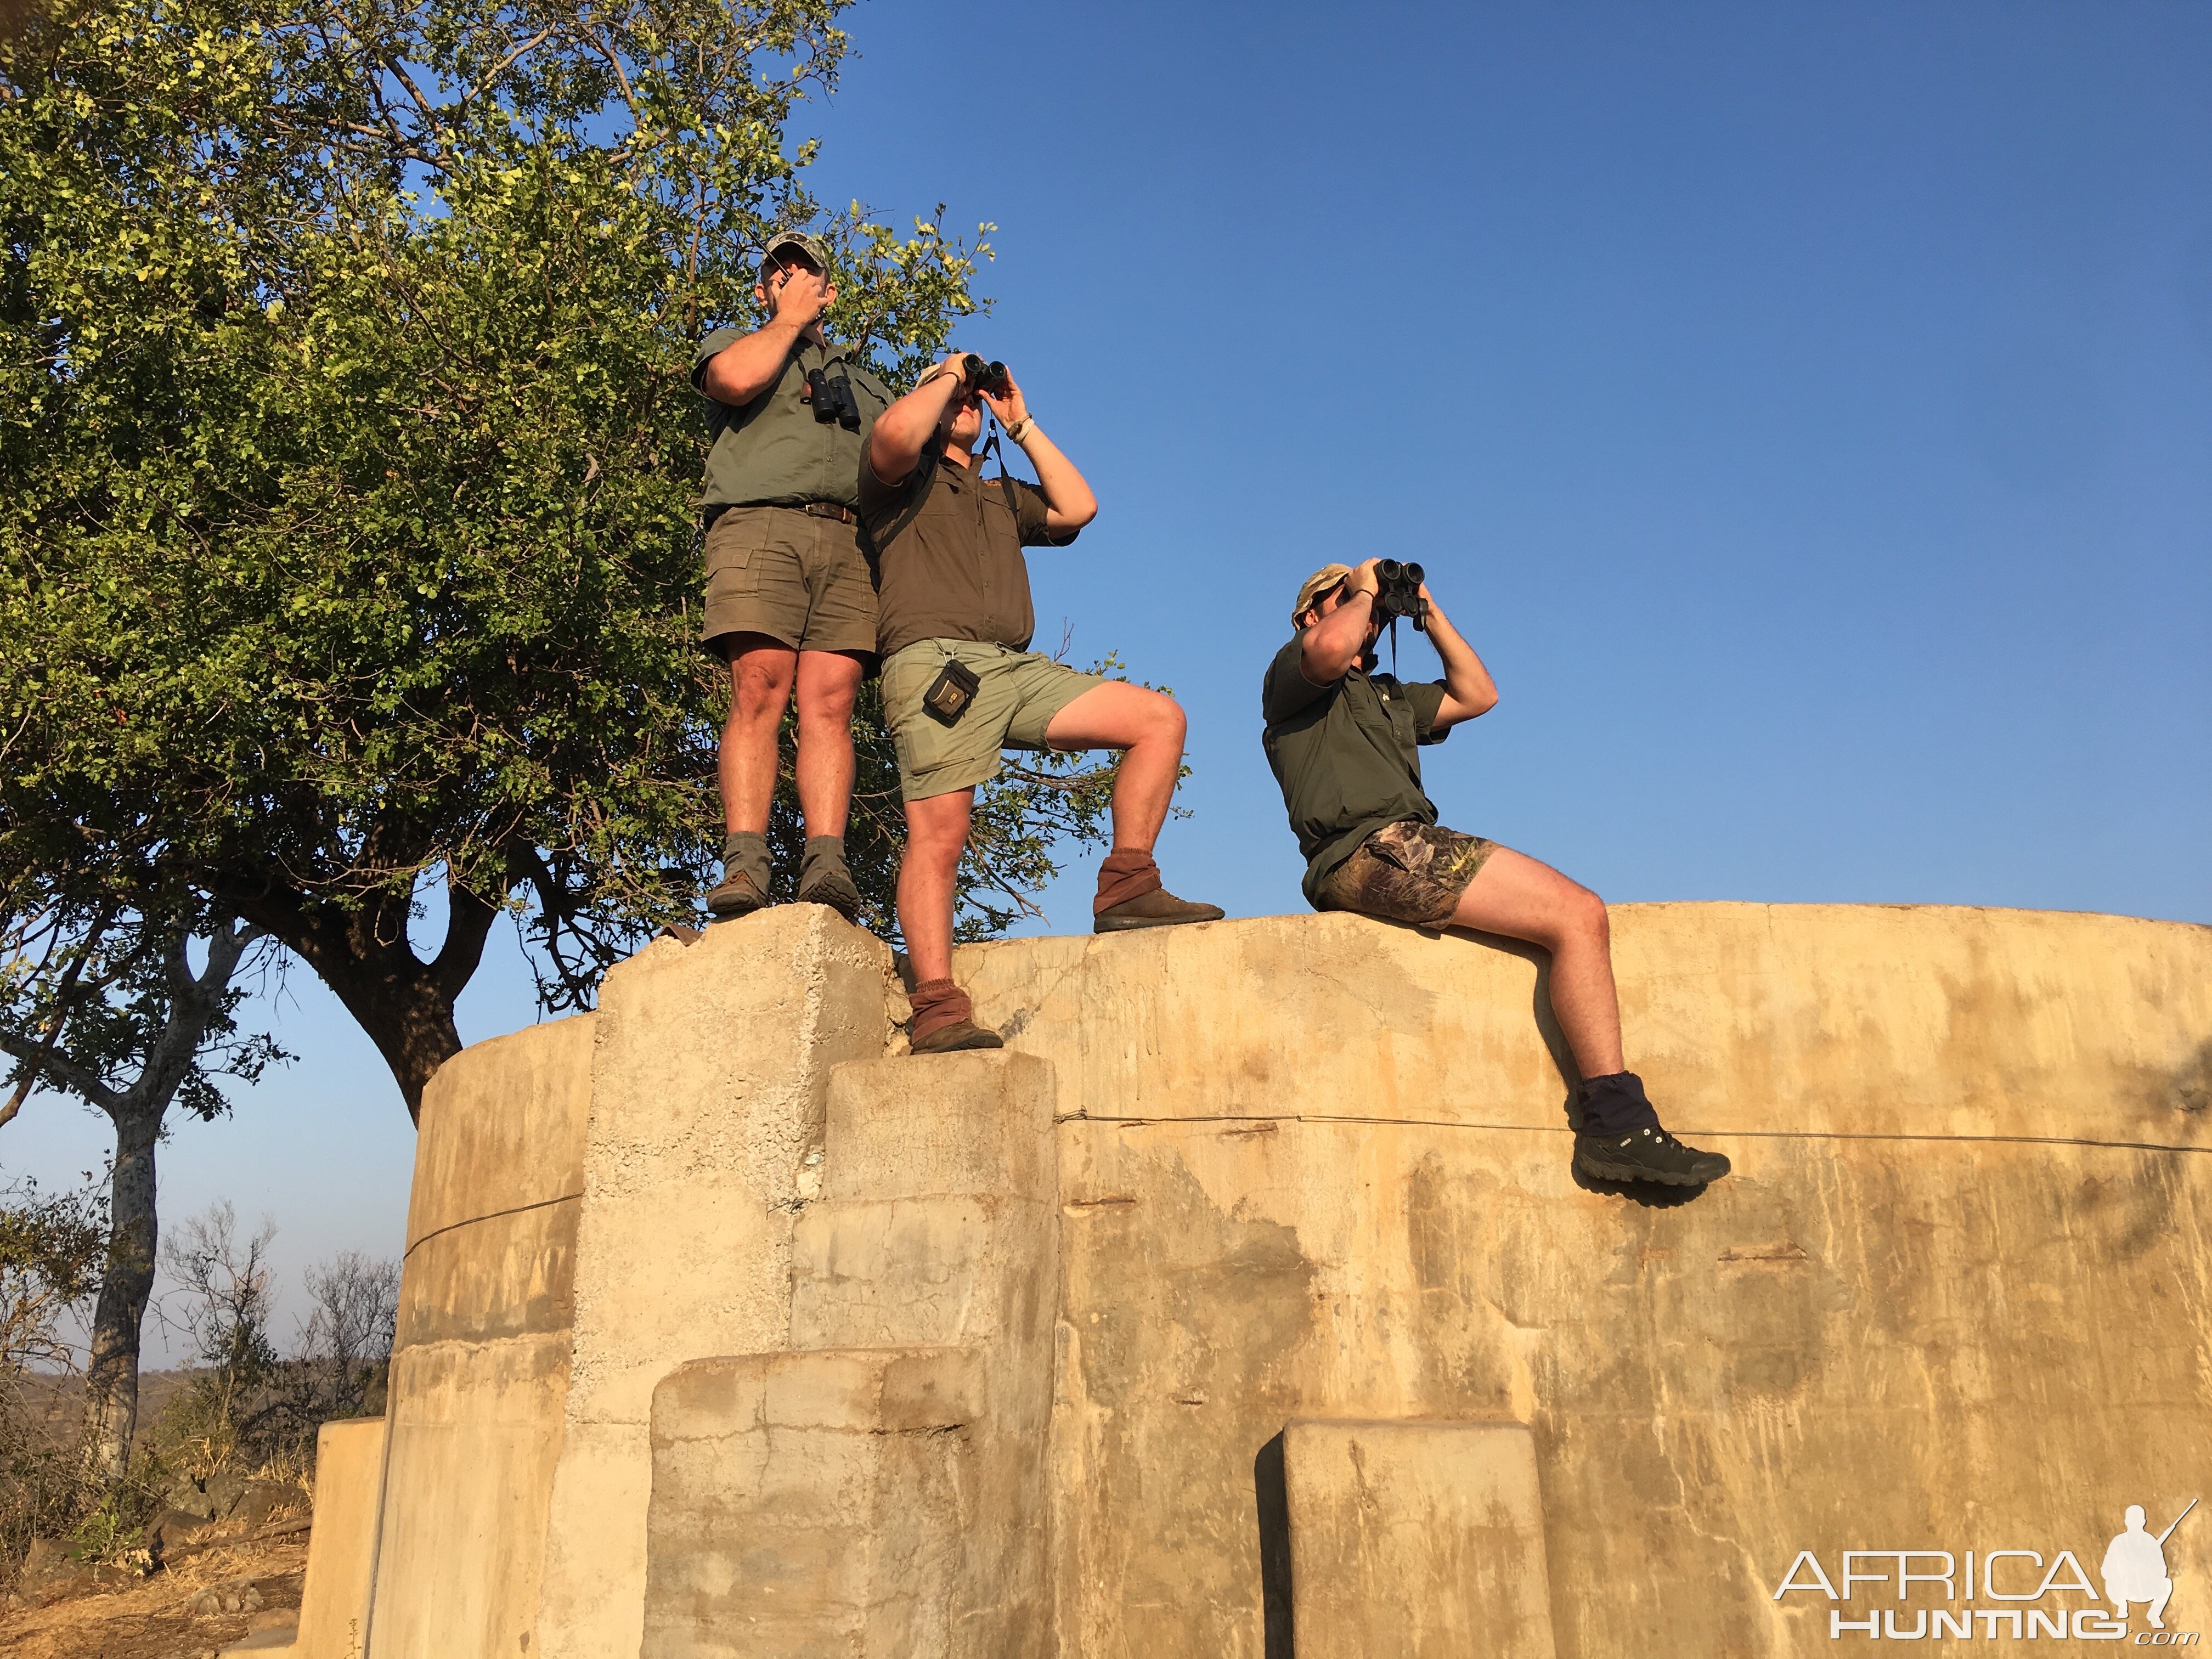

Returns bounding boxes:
[880,640,1105,802]
[701,505,877,656]
[1314,821,1498,926]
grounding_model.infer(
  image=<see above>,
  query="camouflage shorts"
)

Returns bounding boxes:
[1314,821,1498,927]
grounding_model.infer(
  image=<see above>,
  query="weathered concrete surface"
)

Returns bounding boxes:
[289,1416,389,1659]
[645,1347,985,1659]
[535,906,894,1659]
[1281,1419,1554,1659]
[957,903,2212,1142]
[365,1012,595,1659]
[992,908,2212,1657]
[643,1051,1061,1659]
[326,901,2212,1658]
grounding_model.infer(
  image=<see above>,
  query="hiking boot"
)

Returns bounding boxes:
[1093,888,1226,933]
[1573,1125,1731,1186]
[796,862,862,924]
[910,1018,1004,1054]
[704,868,769,920]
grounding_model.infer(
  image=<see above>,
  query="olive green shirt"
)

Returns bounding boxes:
[857,441,1079,661]
[1261,635,1451,906]
[692,330,893,511]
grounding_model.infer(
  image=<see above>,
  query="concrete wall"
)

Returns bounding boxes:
[954,904,2212,1656]
[331,901,2212,1658]
[290,1417,389,1659]
[365,1012,596,1659]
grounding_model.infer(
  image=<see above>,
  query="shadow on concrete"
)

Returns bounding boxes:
[1254,1431,1294,1659]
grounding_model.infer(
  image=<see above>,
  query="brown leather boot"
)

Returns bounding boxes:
[704,868,768,919]
[907,978,1003,1053]
[1093,887,1226,933]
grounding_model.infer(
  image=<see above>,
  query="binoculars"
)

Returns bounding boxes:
[961,354,1012,398]
[804,366,861,430]
[1373,560,1429,630]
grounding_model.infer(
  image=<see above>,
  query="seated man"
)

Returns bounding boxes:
[2102,1505,2175,1629]
[1261,560,1731,1186]
[862,354,1222,1054]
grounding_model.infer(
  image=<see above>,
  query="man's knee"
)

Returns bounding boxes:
[1564,880,1609,945]
[1139,688,1187,746]
[731,661,795,723]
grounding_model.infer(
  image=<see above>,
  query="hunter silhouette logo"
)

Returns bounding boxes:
[2106,1501,2195,1632]
[1774,1496,2200,1643]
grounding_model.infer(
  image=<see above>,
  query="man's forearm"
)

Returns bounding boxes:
[1425,602,1498,716]
[1015,425,1097,527]
[1301,590,1376,681]
[868,374,964,484]
[700,312,806,405]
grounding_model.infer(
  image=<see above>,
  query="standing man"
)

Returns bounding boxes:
[1261,560,1733,1186]
[694,230,894,921]
[862,354,1223,1053]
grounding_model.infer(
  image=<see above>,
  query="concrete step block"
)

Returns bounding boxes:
[791,1194,1050,1353]
[645,1348,984,1659]
[1283,1418,1555,1659]
[822,1051,1056,1204]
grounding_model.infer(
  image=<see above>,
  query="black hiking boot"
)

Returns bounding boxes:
[704,868,769,920]
[1573,1125,1731,1187]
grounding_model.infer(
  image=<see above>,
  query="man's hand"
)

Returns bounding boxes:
[1348,558,1383,599]
[764,259,833,329]
[981,366,1029,431]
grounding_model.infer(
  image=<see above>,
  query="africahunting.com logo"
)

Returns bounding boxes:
[1774,1499,2198,1644]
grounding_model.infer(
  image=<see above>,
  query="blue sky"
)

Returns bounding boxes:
[10,1,2209,1354]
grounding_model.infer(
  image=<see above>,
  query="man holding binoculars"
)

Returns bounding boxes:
[1262,559,1731,1186]
[693,230,895,922]
[862,352,1222,1054]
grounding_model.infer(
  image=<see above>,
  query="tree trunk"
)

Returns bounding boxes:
[227,870,498,1124]
[81,1106,160,1482]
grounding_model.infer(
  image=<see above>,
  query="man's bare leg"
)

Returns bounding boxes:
[1448,844,1726,1183]
[1042,680,1185,851]
[1045,681,1221,929]
[792,650,864,838]
[718,635,798,834]
[707,636,797,916]
[899,788,999,1051]
[899,788,970,985]
[1445,847,1624,1078]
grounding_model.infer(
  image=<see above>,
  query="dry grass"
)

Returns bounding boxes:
[0,1532,306,1659]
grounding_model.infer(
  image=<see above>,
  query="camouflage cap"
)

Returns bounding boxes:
[760,230,831,277]
[1291,563,1355,628]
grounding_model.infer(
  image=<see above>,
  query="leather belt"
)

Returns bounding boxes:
[704,500,857,529]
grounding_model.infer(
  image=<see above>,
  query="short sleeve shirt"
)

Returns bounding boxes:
[858,441,1079,660]
[1261,635,1450,906]
[692,330,893,511]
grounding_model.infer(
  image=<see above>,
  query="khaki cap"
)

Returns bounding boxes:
[1291,563,1354,628]
[760,230,831,276]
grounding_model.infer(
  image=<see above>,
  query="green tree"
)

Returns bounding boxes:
[0,898,284,1479]
[0,0,1118,1121]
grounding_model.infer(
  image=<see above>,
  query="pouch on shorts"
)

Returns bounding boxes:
[921,658,982,727]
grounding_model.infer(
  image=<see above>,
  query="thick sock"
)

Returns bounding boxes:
[1576,1071,1662,1136]
[720,830,771,892]
[799,835,848,890]
[907,978,974,1045]
[1093,848,1164,915]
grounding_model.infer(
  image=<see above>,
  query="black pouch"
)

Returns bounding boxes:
[921,658,981,727]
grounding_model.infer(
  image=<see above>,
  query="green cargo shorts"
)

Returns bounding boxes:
[701,504,877,656]
[879,639,1105,802]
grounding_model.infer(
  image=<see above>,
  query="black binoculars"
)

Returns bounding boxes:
[804,366,861,430]
[961,354,1012,398]
[1374,560,1428,630]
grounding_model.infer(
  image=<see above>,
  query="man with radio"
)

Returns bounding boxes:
[861,352,1223,1054]
[1262,559,1731,1186]
[693,230,894,922]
